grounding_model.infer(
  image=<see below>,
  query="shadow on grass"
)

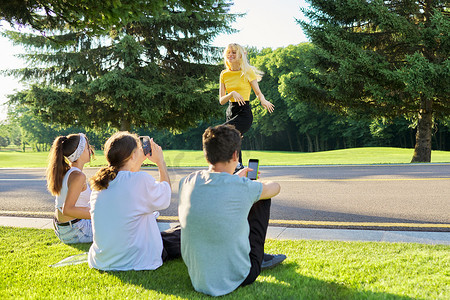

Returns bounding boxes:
[66,243,91,252]
[101,260,414,299]
[2,229,419,299]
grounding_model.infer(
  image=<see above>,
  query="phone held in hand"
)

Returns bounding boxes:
[247,159,259,180]
[139,136,152,156]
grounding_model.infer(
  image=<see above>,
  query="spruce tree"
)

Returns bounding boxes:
[4,1,236,132]
[0,0,166,33]
[291,0,449,162]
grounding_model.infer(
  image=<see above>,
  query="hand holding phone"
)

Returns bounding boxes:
[139,136,152,156]
[247,159,259,180]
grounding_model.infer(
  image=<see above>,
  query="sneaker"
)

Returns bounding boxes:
[233,163,245,174]
[261,254,287,269]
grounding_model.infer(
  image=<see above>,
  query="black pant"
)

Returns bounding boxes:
[223,102,253,165]
[161,225,181,261]
[240,198,271,287]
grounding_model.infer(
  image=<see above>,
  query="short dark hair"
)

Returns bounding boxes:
[202,125,242,165]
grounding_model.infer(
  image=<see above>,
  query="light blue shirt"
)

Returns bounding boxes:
[88,171,170,271]
[178,170,263,296]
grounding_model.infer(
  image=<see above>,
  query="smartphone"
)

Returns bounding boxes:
[247,159,259,180]
[139,136,152,156]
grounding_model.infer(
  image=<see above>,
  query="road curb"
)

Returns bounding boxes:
[1,216,449,245]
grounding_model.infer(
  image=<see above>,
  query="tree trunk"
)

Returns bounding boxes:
[287,132,294,151]
[411,100,433,162]
[296,135,304,152]
[305,133,313,152]
[410,130,415,148]
[120,119,131,131]
[315,135,320,152]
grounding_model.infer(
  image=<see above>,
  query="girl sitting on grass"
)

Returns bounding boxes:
[88,132,180,271]
[47,133,94,244]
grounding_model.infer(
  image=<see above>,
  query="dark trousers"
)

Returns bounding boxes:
[240,198,271,286]
[161,225,181,261]
[223,102,253,165]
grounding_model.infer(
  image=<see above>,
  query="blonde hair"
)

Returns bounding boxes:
[223,43,263,82]
[90,131,139,191]
[46,133,93,195]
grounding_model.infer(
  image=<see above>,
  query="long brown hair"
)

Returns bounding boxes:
[90,131,139,191]
[46,134,93,196]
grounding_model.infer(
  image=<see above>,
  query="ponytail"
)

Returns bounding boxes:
[46,136,71,195]
[46,134,88,195]
[90,166,118,191]
[90,131,139,191]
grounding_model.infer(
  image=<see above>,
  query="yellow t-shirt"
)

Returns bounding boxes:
[220,69,257,102]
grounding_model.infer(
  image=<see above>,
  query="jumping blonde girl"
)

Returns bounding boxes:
[219,43,274,170]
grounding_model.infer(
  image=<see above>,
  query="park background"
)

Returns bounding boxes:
[0,0,449,160]
[0,2,449,299]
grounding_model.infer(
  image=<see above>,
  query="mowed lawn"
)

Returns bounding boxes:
[2,147,450,168]
[1,227,449,299]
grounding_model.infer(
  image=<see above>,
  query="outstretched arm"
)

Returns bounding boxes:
[250,80,275,113]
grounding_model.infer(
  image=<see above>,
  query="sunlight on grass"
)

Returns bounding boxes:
[1,227,448,299]
[257,274,292,287]
[1,147,450,168]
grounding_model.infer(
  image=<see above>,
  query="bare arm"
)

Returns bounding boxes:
[250,80,275,113]
[62,172,91,219]
[157,160,170,187]
[219,81,245,106]
[259,181,281,200]
[235,167,280,200]
[147,139,171,187]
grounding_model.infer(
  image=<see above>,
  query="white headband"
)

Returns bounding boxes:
[67,133,87,162]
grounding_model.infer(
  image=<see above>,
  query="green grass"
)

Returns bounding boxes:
[1,227,448,299]
[1,147,450,168]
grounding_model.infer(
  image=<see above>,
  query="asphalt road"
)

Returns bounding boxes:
[1,164,449,231]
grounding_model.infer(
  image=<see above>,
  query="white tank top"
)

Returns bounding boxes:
[55,167,91,213]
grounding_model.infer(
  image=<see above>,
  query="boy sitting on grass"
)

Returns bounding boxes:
[178,124,286,296]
